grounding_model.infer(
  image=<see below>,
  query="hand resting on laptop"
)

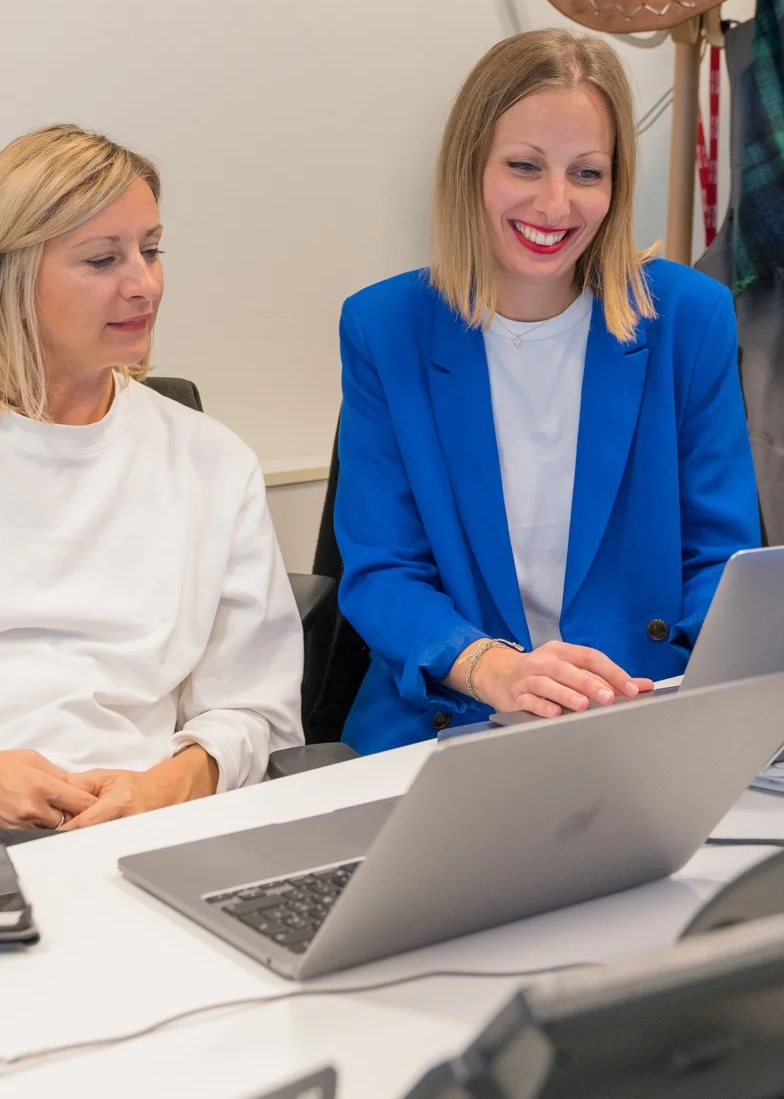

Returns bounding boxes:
[445,640,654,718]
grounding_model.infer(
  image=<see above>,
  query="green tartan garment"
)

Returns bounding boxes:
[734,0,784,295]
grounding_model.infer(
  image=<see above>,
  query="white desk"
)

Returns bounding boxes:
[3,738,784,1099]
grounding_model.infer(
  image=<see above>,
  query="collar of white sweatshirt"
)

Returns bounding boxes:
[0,376,304,792]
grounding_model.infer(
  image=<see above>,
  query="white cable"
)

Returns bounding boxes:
[0,961,595,1076]
[637,93,674,135]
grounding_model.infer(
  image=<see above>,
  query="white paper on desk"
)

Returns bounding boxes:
[750,760,784,796]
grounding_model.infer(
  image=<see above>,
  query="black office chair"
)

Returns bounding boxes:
[299,416,371,744]
[143,377,359,777]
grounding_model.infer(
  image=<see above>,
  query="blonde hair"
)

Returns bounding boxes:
[431,29,656,342]
[0,124,161,419]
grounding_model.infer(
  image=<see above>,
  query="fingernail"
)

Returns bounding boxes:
[572,695,588,710]
[625,682,639,695]
[546,704,560,717]
[597,688,613,703]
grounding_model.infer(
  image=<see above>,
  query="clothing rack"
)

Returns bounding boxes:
[666,8,726,263]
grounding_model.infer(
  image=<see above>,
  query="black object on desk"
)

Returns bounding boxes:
[0,845,39,946]
[253,1066,336,1099]
[682,846,784,938]
[403,913,784,1098]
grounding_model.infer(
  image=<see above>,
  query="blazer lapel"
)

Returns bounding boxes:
[562,298,649,614]
[428,299,530,647]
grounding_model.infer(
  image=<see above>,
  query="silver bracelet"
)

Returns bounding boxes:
[465,638,526,702]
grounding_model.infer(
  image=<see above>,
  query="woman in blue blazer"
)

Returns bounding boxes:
[335,29,760,754]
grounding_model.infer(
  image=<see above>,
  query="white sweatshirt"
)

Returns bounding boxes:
[0,376,304,792]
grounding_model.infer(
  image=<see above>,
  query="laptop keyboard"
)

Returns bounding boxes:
[204,860,361,954]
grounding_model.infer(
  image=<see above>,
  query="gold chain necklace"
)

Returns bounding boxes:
[492,313,552,347]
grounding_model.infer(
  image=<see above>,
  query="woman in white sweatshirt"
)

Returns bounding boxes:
[0,124,304,836]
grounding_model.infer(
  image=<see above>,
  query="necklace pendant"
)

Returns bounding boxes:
[513,335,522,347]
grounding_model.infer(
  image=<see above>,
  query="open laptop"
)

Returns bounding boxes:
[490,544,784,728]
[119,672,784,981]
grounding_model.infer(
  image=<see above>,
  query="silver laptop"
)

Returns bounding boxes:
[119,673,784,981]
[490,544,784,728]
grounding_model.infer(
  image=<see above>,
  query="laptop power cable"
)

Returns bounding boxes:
[0,961,597,1076]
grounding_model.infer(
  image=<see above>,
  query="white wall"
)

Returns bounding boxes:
[0,0,754,568]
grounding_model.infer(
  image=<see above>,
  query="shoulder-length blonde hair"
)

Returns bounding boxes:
[0,124,161,420]
[431,29,655,343]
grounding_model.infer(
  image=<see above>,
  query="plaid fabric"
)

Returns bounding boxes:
[734,0,784,294]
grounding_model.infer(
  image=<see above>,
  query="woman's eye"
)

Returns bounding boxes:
[508,161,538,174]
[574,167,603,182]
[85,248,164,270]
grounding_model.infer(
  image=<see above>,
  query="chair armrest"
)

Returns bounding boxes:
[287,573,336,631]
[267,743,359,780]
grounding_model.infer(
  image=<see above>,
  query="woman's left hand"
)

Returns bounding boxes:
[61,746,219,830]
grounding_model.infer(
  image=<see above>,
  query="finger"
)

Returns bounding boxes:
[522,675,593,713]
[509,692,563,719]
[1,780,89,830]
[632,677,655,692]
[563,647,640,697]
[46,778,100,818]
[530,660,617,706]
[60,786,132,831]
[17,752,70,781]
[60,800,121,831]
[65,771,110,796]
[22,800,66,831]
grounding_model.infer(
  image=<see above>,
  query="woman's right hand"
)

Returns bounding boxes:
[0,749,98,829]
[448,639,654,717]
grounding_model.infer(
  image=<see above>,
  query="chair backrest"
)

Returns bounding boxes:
[144,375,204,411]
[302,416,371,743]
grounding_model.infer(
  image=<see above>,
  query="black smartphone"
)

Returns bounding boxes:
[0,845,39,945]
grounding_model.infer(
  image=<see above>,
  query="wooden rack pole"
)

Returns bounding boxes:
[665,16,702,264]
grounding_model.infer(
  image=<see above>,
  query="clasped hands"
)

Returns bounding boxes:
[0,745,219,832]
[448,639,654,716]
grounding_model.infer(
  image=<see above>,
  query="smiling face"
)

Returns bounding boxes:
[35,177,164,378]
[482,83,614,318]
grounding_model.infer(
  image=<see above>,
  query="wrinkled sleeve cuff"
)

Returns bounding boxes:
[169,729,258,795]
[396,623,488,713]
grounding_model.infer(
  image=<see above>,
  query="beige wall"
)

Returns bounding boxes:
[267,479,328,575]
[257,0,756,571]
[0,0,721,473]
[0,0,755,567]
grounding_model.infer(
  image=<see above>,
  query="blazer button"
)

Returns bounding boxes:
[432,712,451,731]
[646,619,669,642]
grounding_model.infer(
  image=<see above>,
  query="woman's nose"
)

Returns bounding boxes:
[532,176,570,225]
[122,254,162,301]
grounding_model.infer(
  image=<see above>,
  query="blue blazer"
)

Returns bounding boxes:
[334,259,760,754]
